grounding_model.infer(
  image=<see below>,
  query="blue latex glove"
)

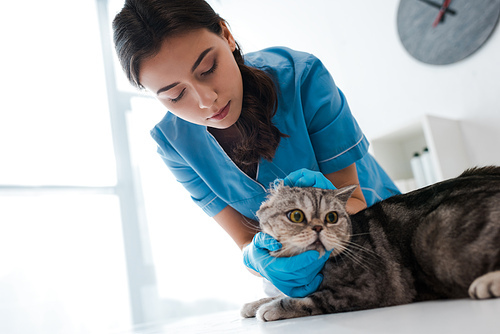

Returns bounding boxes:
[243,232,333,298]
[283,168,336,190]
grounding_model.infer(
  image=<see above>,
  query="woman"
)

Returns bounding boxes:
[113,0,400,298]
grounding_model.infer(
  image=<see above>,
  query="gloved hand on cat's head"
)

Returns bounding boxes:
[282,168,336,190]
[243,232,333,298]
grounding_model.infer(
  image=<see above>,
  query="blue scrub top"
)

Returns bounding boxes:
[151,47,400,221]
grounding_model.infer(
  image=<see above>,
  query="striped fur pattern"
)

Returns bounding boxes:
[241,166,500,321]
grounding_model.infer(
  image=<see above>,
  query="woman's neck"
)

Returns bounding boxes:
[208,124,257,179]
[208,124,242,152]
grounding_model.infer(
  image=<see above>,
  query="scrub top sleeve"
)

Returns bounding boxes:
[150,128,228,217]
[300,57,369,173]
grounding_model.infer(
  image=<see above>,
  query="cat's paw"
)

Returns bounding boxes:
[256,297,313,322]
[240,303,258,318]
[241,297,277,318]
[469,271,500,299]
[256,299,288,322]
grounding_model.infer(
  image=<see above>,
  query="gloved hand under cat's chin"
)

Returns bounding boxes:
[281,168,336,190]
[243,232,333,298]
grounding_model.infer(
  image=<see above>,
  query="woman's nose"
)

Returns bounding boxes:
[194,83,217,109]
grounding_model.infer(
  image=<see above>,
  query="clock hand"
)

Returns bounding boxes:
[418,0,456,15]
[433,0,452,27]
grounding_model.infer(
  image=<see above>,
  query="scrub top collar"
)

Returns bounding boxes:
[204,126,267,191]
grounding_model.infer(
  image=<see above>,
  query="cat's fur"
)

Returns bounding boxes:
[241,166,500,321]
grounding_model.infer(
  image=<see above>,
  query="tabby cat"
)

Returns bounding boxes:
[241,166,500,321]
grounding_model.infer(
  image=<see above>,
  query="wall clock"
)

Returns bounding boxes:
[397,0,500,65]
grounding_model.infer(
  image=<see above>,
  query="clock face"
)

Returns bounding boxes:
[397,0,500,65]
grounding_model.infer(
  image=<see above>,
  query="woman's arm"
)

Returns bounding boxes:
[213,206,261,276]
[213,205,260,250]
[324,163,367,214]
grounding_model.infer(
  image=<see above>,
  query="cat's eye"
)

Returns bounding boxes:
[287,209,305,223]
[325,211,338,224]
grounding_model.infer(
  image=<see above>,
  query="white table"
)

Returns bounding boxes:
[122,298,500,334]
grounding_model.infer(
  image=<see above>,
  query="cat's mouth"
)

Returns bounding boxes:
[308,238,326,254]
[313,239,323,247]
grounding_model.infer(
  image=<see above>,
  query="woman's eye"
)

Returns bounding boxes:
[201,60,218,76]
[325,211,338,224]
[287,209,305,223]
[170,88,185,103]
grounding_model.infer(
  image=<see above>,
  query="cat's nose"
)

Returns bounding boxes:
[312,225,323,233]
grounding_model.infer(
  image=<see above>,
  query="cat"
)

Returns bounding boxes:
[241,166,500,322]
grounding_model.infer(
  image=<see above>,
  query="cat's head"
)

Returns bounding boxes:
[256,183,357,258]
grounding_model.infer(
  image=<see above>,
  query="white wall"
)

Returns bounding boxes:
[211,0,500,166]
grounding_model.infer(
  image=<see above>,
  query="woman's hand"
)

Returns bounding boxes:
[282,168,336,189]
[243,232,332,298]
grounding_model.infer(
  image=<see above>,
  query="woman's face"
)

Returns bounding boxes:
[139,24,243,129]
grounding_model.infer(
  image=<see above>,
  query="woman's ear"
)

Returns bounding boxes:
[220,21,236,52]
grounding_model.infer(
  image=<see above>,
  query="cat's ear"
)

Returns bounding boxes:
[270,179,286,195]
[258,180,286,219]
[334,185,358,206]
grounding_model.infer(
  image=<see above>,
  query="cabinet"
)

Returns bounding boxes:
[370,115,470,193]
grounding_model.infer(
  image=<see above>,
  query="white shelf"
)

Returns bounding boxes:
[371,115,470,192]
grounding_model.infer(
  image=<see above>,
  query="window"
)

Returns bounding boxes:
[0,1,131,333]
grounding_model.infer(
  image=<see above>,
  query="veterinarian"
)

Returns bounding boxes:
[113,0,400,298]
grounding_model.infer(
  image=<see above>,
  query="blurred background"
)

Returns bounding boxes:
[1,0,499,333]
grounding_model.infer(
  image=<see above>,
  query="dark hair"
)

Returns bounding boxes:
[112,0,287,172]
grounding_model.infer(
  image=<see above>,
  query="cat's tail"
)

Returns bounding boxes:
[458,166,500,178]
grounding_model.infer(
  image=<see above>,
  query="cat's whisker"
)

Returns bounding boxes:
[349,232,373,237]
[257,253,281,271]
[332,239,382,272]
[343,252,380,270]
[291,234,316,245]
[341,241,381,263]
[240,216,262,233]
[343,240,381,259]
[335,247,373,272]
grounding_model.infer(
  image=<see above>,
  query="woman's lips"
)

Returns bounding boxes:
[209,101,230,121]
